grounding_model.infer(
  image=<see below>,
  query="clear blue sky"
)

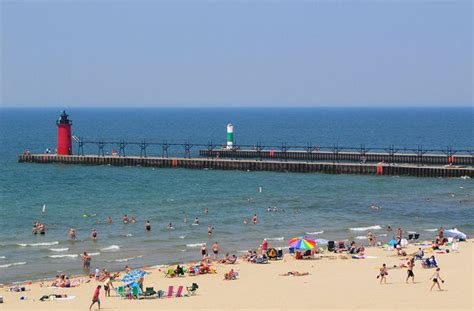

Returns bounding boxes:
[1,0,472,107]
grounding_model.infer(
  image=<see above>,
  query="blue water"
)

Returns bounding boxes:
[0,108,473,283]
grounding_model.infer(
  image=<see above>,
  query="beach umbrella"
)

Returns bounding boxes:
[444,229,467,240]
[121,269,147,285]
[288,236,316,250]
[315,238,329,245]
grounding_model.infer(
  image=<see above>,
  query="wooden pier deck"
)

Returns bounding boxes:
[199,149,473,166]
[18,154,474,178]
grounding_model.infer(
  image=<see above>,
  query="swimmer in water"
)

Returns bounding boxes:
[243,217,248,225]
[184,214,188,223]
[267,207,272,212]
[204,208,208,214]
[167,223,175,230]
[208,225,214,238]
[107,216,112,224]
[131,217,136,224]
[122,215,129,224]
[68,228,76,240]
[272,206,278,212]
[252,214,258,224]
[91,229,97,241]
[194,217,200,225]
[32,221,38,234]
[145,221,151,231]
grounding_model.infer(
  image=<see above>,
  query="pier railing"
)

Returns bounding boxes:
[66,139,474,166]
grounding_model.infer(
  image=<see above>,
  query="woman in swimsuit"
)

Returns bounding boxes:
[430,268,444,291]
[208,225,214,238]
[406,257,415,284]
[201,244,207,258]
[91,229,97,241]
[378,264,388,284]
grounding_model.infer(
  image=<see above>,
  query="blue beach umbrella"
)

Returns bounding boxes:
[121,269,147,285]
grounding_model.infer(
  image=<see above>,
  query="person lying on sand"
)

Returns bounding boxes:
[224,269,237,280]
[279,271,310,276]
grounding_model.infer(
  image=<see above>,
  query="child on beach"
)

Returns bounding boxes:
[406,257,415,284]
[89,285,101,311]
[430,268,445,291]
[377,264,388,284]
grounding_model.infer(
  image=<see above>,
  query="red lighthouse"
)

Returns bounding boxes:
[57,110,72,155]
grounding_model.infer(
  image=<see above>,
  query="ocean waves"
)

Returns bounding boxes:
[0,262,26,268]
[18,241,59,247]
[349,225,382,231]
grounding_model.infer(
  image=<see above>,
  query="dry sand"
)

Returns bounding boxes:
[1,240,472,310]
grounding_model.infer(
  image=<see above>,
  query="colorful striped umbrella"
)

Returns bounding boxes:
[288,236,316,250]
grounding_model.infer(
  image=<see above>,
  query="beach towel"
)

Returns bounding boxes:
[52,295,76,301]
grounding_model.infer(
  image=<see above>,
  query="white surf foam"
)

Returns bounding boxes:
[125,234,133,237]
[101,245,120,252]
[0,262,26,268]
[265,237,284,241]
[114,255,143,262]
[355,236,367,240]
[306,231,324,235]
[18,241,59,247]
[89,252,100,256]
[378,234,388,237]
[48,254,78,259]
[349,225,382,231]
[150,264,167,269]
[0,256,5,259]
[424,229,437,232]
[179,235,186,239]
[186,243,205,248]
[49,248,69,252]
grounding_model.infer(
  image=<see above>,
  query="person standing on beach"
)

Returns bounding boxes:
[212,242,220,260]
[262,239,268,254]
[430,268,445,291]
[81,252,91,273]
[377,264,388,284]
[406,257,415,284]
[89,285,101,310]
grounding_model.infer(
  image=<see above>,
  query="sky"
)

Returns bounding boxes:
[0,0,472,108]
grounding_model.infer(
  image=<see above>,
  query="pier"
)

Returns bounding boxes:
[18,154,473,178]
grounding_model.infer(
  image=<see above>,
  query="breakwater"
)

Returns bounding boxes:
[18,154,473,178]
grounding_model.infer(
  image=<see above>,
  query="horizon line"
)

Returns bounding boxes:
[0,105,472,109]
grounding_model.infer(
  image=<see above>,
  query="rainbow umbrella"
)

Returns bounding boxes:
[288,236,316,250]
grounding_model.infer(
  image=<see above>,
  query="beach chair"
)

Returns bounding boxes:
[289,247,295,254]
[175,286,184,297]
[166,285,174,298]
[277,249,283,260]
[186,283,199,296]
[328,241,335,252]
[131,286,141,298]
[143,287,156,298]
[115,286,126,298]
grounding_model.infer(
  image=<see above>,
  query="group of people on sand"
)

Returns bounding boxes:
[50,274,73,288]
[32,221,47,235]
[378,262,445,291]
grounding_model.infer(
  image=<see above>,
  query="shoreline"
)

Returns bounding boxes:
[1,239,472,310]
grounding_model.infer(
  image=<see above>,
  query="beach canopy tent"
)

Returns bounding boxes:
[288,236,316,250]
[444,228,467,240]
[121,269,148,285]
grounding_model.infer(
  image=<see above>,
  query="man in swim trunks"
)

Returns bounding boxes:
[89,285,101,310]
[145,221,151,231]
[81,252,91,273]
[68,228,76,240]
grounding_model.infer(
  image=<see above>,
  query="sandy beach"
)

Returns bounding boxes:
[1,239,472,311]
